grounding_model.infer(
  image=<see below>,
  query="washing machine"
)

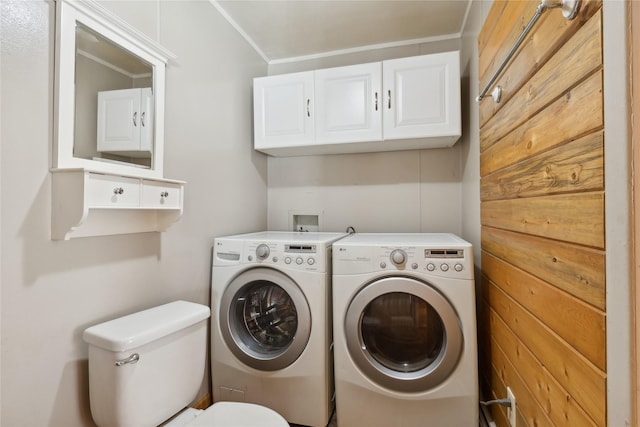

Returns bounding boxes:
[211,231,347,427]
[332,233,478,427]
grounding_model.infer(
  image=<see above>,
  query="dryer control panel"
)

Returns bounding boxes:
[243,241,323,271]
[333,233,474,280]
[213,232,348,273]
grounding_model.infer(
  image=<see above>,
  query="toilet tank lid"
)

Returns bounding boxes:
[83,301,211,352]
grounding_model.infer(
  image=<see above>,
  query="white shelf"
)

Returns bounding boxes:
[51,169,184,240]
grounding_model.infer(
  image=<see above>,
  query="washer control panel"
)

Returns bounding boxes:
[377,247,467,275]
[215,239,327,272]
[334,242,473,280]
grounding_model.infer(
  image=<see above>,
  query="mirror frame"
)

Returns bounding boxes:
[53,0,175,179]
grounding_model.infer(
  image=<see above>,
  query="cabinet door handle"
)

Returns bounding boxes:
[375,92,378,111]
[160,191,169,198]
[307,99,311,117]
[141,111,145,127]
[133,112,138,127]
[113,187,124,195]
[388,90,391,109]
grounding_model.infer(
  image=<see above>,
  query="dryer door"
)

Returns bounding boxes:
[220,267,311,371]
[345,276,463,392]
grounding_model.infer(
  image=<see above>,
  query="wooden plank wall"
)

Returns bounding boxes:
[478,1,605,427]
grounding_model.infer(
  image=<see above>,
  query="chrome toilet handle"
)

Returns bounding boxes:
[115,353,140,367]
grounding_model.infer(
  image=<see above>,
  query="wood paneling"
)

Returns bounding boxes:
[481,192,604,248]
[484,279,606,425]
[478,1,536,87]
[479,0,602,127]
[485,304,600,427]
[482,225,605,313]
[480,70,603,177]
[477,1,509,64]
[480,9,602,151]
[482,252,605,369]
[479,2,606,427]
[480,131,604,201]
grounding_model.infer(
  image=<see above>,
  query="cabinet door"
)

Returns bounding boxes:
[382,51,460,140]
[314,62,382,144]
[253,72,314,150]
[139,88,153,152]
[97,88,143,152]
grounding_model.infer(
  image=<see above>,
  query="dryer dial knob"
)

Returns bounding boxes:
[256,244,270,260]
[390,249,407,266]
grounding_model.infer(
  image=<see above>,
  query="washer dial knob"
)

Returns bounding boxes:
[256,244,270,260]
[390,249,407,266]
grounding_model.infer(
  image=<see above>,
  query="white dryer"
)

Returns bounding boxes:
[332,233,478,427]
[211,231,347,427]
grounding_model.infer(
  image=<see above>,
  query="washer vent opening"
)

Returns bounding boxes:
[425,249,464,258]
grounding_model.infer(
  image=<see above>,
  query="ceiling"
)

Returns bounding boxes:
[211,1,472,63]
[76,24,153,76]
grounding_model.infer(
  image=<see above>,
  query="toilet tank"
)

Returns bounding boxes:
[83,301,211,427]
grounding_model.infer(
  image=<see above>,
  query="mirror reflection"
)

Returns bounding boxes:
[74,23,154,169]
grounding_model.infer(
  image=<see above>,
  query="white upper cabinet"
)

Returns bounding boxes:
[252,51,461,157]
[97,88,153,155]
[314,62,382,144]
[383,51,460,141]
[253,71,315,150]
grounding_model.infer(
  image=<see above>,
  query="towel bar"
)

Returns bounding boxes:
[476,0,580,103]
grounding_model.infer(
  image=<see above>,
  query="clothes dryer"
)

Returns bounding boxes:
[211,231,347,427]
[332,233,478,427]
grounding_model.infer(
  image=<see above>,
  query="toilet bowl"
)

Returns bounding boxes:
[171,402,288,427]
[83,300,289,427]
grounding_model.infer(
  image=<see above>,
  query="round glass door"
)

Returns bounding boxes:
[220,268,311,371]
[345,276,462,392]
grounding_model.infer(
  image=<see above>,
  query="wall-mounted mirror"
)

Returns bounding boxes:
[54,0,175,179]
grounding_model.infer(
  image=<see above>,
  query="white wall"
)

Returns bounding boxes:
[0,1,268,426]
[268,148,462,234]
[603,1,633,425]
[459,0,492,265]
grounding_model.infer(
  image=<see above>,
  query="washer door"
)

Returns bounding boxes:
[220,267,311,371]
[345,276,463,392]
